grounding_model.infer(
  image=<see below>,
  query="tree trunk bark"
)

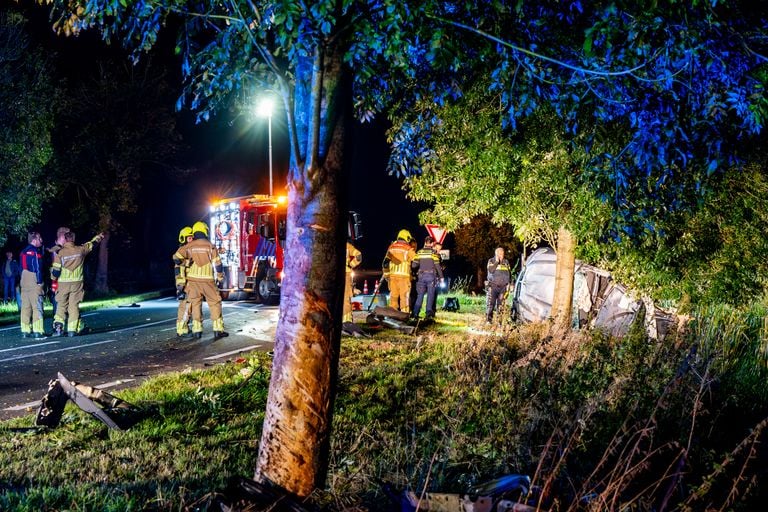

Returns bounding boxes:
[254,45,348,497]
[551,226,575,330]
[94,211,110,295]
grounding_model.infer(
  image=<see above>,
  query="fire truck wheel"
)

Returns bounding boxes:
[258,279,278,305]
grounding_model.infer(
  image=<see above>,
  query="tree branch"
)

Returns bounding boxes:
[427,13,651,77]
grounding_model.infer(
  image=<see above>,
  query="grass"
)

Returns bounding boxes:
[1,294,768,510]
[0,290,167,326]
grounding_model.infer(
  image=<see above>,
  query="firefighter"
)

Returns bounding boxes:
[47,226,71,318]
[343,241,362,322]
[411,236,444,321]
[486,247,512,324]
[19,232,46,339]
[173,221,228,339]
[175,226,194,337]
[384,229,416,313]
[51,231,105,336]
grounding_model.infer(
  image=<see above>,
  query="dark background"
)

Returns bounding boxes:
[2,2,441,291]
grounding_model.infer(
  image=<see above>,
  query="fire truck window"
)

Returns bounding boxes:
[259,213,275,239]
[278,219,286,240]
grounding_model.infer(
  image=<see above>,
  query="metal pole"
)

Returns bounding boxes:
[268,114,273,197]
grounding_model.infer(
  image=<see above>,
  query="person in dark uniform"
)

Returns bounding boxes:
[486,247,512,324]
[411,236,444,321]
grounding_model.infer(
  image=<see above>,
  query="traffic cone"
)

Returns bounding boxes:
[363,280,369,294]
[374,279,379,291]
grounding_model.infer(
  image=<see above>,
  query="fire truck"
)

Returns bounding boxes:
[209,194,362,303]
[209,194,287,303]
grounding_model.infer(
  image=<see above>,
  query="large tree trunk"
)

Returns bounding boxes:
[254,45,347,497]
[550,226,575,330]
[94,211,110,295]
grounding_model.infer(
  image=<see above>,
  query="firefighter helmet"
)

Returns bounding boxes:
[397,229,413,242]
[178,226,193,244]
[192,221,209,237]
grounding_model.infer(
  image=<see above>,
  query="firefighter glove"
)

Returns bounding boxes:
[176,285,186,301]
[216,273,225,286]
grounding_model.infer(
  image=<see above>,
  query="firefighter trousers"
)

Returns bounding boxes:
[343,272,354,322]
[187,279,224,333]
[20,272,44,334]
[54,281,85,333]
[388,275,411,313]
[176,296,192,335]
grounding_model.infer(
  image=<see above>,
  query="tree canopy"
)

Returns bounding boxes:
[0,11,57,246]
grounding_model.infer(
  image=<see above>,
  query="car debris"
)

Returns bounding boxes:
[384,474,536,512]
[35,372,142,430]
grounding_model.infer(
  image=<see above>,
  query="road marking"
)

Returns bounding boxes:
[110,318,175,334]
[238,331,274,342]
[0,341,60,353]
[4,401,41,412]
[0,324,20,332]
[0,339,118,363]
[82,313,98,318]
[3,377,137,412]
[203,345,261,360]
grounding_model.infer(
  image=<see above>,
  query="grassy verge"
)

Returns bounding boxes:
[0,290,167,326]
[1,296,768,510]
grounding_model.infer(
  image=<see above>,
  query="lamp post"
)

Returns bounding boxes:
[255,97,275,196]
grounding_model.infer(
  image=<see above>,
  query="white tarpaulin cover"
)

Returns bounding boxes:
[512,248,674,339]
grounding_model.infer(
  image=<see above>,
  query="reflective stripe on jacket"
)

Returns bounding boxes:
[173,237,222,282]
[413,248,443,280]
[346,242,362,274]
[487,258,511,287]
[20,245,43,284]
[386,240,416,277]
[52,241,95,283]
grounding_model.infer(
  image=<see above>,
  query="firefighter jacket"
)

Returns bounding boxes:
[385,240,416,278]
[412,248,444,281]
[52,237,101,283]
[173,235,223,283]
[346,242,362,274]
[487,257,512,287]
[20,244,43,285]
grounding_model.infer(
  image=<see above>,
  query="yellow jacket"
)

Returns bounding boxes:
[51,239,98,283]
[173,237,223,282]
[385,240,416,277]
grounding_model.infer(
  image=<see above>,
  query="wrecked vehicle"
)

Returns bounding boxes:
[512,248,675,339]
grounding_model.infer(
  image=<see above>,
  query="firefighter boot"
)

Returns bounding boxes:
[213,331,229,339]
[52,322,63,337]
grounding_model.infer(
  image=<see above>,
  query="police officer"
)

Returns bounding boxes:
[19,232,46,339]
[411,236,444,321]
[175,226,194,337]
[173,221,228,339]
[51,231,105,336]
[343,241,362,322]
[486,247,512,324]
[384,229,417,313]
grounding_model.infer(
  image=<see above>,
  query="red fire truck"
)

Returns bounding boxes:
[209,194,362,303]
[209,194,287,303]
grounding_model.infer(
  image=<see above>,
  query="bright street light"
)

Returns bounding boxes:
[255,97,275,196]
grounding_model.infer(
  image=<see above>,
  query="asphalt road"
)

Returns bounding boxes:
[0,297,277,420]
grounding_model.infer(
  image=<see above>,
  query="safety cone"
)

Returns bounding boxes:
[374,279,379,291]
[363,280,369,294]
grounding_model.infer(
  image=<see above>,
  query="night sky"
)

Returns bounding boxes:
[4,1,429,286]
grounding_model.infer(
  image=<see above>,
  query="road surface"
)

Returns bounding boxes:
[0,297,277,420]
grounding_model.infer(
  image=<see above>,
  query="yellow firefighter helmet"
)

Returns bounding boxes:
[397,229,413,242]
[178,226,193,244]
[192,221,209,237]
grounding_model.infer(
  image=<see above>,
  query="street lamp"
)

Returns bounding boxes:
[255,96,275,196]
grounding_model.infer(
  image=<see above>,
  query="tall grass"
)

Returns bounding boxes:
[1,303,767,510]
